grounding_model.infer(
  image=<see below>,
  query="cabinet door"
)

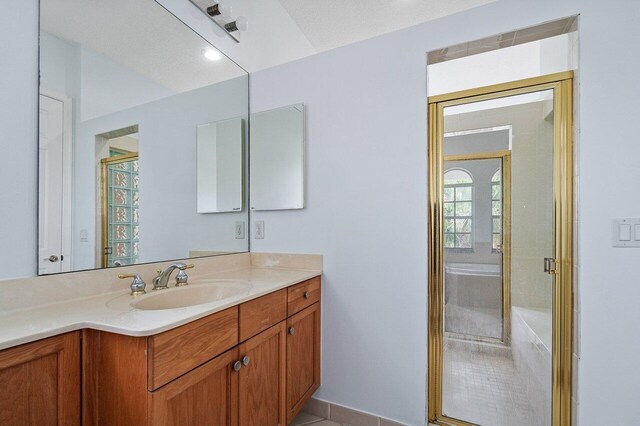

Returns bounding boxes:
[286,303,321,423]
[0,332,81,426]
[148,347,239,426]
[238,322,287,426]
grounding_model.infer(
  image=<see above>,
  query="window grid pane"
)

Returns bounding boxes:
[443,175,473,249]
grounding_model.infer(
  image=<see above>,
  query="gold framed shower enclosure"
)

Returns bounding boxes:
[427,71,574,426]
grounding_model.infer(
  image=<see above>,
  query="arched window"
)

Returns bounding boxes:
[491,170,502,251]
[444,169,473,249]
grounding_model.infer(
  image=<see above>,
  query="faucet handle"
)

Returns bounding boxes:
[118,273,146,296]
[175,264,194,287]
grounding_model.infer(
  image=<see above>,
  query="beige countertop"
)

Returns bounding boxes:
[0,253,321,351]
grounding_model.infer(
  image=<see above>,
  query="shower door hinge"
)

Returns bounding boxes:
[544,257,558,275]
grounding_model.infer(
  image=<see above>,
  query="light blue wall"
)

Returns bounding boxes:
[0,0,38,279]
[74,77,249,270]
[248,1,640,424]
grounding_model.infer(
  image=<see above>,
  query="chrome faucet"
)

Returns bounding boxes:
[153,263,194,290]
[118,273,147,296]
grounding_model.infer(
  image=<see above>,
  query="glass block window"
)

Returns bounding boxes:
[491,169,502,251]
[444,169,473,249]
[106,158,139,267]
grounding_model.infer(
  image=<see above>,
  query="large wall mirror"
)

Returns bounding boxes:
[36,0,249,276]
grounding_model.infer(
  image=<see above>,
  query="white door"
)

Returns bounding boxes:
[38,94,65,274]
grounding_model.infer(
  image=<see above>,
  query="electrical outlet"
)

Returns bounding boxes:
[254,221,265,239]
[234,222,245,239]
[80,229,88,242]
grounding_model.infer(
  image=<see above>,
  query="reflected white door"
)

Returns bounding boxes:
[38,94,66,274]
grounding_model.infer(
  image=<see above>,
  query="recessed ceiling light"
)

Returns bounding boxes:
[202,48,222,61]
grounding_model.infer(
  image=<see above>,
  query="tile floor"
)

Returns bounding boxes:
[442,339,545,426]
[291,412,340,426]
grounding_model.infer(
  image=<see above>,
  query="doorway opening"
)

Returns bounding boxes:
[428,72,573,426]
[96,126,139,268]
[38,90,73,275]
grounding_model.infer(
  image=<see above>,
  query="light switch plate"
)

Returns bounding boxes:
[612,218,640,247]
[254,221,265,239]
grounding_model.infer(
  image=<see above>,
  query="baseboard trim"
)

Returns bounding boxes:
[302,397,409,426]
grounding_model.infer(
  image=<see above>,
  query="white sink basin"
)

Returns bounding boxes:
[107,279,251,311]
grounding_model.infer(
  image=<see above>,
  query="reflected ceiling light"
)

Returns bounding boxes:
[202,48,222,61]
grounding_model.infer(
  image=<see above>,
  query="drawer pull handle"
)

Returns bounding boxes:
[233,361,242,372]
[288,327,296,335]
[242,355,250,366]
[303,291,310,299]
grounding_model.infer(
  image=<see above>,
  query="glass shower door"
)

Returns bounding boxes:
[440,89,555,426]
[443,156,506,343]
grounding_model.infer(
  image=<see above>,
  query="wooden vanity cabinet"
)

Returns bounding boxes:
[148,347,240,425]
[83,276,321,426]
[286,303,321,423]
[0,332,81,426]
[238,321,287,425]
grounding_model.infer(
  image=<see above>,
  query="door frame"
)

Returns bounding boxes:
[427,71,574,426]
[100,152,139,268]
[38,89,73,274]
[443,150,511,346]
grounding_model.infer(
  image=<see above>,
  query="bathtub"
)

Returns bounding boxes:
[511,307,552,425]
[444,262,502,339]
[445,262,500,277]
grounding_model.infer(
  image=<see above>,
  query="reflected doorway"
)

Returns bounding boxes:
[99,130,139,267]
[38,91,72,275]
[443,151,511,345]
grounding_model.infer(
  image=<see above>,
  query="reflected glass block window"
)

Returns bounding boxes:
[106,156,139,267]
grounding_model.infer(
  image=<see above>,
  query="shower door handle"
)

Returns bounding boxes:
[544,258,558,275]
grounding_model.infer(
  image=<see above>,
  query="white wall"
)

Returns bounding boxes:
[429,33,573,97]
[40,32,80,102]
[78,44,174,121]
[0,0,39,279]
[40,31,175,122]
[73,77,248,270]
[249,1,640,424]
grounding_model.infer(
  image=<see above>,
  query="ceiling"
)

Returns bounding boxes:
[158,0,498,74]
[277,0,498,53]
[40,0,498,91]
[40,0,246,93]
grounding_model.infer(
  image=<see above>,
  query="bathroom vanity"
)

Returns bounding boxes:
[0,254,321,425]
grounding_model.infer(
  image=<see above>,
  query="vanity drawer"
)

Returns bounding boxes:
[239,289,287,342]
[287,277,321,316]
[147,306,238,390]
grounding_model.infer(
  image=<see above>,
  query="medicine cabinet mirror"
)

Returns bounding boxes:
[250,104,305,211]
[196,118,244,214]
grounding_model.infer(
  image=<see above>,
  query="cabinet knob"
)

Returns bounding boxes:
[233,361,242,372]
[303,291,310,299]
[241,355,250,366]
[288,327,296,335]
